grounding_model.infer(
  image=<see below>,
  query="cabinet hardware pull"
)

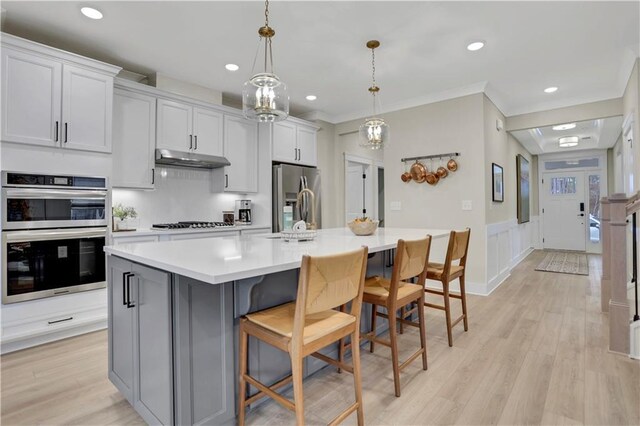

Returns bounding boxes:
[48,317,73,325]
[64,123,68,143]
[122,272,132,305]
[126,273,135,308]
[225,174,229,188]
[194,135,198,150]
[151,168,155,185]
[189,134,193,150]
[55,121,59,142]
[294,148,297,161]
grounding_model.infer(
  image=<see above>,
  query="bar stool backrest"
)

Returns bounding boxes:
[444,228,471,270]
[388,236,432,303]
[294,246,368,318]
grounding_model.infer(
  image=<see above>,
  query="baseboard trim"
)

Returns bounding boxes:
[1,317,107,354]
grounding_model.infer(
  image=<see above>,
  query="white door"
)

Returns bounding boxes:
[345,161,374,223]
[193,107,223,156]
[346,164,365,222]
[542,171,587,251]
[112,89,156,189]
[1,47,62,147]
[272,121,297,163]
[223,115,257,193]
[61,64,113,153]
[296,126,317,166]
[156,99,192,152]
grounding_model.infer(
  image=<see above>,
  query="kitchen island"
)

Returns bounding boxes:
[104,227,449,425]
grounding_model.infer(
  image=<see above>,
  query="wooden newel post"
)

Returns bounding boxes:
[608,193,630,354]
[601,197,611,313]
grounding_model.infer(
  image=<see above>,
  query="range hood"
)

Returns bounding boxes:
[155,149,230,169]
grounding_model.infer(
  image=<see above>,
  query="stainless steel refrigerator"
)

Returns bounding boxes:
[272,164,322,232]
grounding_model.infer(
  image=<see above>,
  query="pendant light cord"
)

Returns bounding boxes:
[371,47,377,116]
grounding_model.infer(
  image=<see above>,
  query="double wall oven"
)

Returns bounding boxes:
[2,172,108,304]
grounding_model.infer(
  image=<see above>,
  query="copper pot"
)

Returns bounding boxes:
[410,161,426,183]
[425,171,440,185]
[447,158,458,172]
[436,166,448,178]
[401,172,412,182]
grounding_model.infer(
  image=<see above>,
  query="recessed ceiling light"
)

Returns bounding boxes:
[305,95,317,101]
[80,7,103,20]
[544,86,558,93]
[558,136,579,148]
[466,41,485,51]
[225,64,239,72]
[552,123,576,131]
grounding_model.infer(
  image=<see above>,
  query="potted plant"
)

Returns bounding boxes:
[112,203,138,232]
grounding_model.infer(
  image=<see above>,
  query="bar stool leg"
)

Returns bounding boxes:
[460,275,469,331]
[238,320,249,426]
[351,329,365,426]
[417,298,428,370]
[388,311,401,397]
[399,306,405,334]
[443,280,453,347]
[370,304,377,353]
[291,355,305,425]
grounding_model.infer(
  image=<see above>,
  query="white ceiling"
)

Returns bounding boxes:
[1,1,638,123]
[510,116,624,155]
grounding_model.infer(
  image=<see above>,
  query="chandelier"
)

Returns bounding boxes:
[359,40,389,150]
[242,0,289,122]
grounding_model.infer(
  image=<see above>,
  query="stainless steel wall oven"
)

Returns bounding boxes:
[2,172,108,304]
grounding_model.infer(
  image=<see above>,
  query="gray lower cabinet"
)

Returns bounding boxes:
[173,276,235,425]
[108,256,173,425]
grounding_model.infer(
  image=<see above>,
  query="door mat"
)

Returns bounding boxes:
[535,251,589,276]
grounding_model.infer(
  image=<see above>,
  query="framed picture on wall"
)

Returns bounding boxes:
[517,154,530,224]
[492,163,504,202]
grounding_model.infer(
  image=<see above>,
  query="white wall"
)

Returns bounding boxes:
[622,59,640,194]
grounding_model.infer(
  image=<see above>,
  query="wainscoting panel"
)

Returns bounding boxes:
[485,216,538,294]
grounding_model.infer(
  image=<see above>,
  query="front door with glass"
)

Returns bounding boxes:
[542,171,587,251]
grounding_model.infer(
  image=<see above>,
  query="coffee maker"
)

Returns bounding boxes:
[235,200,252,225]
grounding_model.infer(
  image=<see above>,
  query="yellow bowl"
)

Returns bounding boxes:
[348,220,379,236]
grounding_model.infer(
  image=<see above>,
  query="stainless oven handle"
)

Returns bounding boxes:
[4,188,108,199]
[4,228,107,243]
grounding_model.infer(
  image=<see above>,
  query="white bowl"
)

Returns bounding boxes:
[348,220,379,236]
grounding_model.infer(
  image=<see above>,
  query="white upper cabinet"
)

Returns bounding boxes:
[272,121,297,163]
[0,35,120,153]
[157,101,223,156]
[112,88,156,189]
[271,119,318,166]
[193,107,223,156]
[1,47,62,147]
[156,99,193,152]
[61,64,113,153]
[296,126,317,167]
[220,114,258,193]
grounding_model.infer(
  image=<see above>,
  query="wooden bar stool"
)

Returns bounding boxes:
[359,236,432,397]
[238,247,369,426]
[424,228,471,347]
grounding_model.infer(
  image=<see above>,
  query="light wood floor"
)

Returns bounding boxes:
[1,251,638,425]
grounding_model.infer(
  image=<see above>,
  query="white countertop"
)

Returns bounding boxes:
[104,227,450,284]
[110,224,271,238]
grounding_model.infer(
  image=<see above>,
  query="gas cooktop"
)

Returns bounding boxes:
[151,221,235,230]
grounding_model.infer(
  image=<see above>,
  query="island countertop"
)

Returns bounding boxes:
[104,227,450,284]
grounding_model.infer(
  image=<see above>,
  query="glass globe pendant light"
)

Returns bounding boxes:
[359,40,389,150]
[242,0,289,122]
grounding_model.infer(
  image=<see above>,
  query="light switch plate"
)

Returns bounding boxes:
[390,201,402,211]
[462,200,472,211]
